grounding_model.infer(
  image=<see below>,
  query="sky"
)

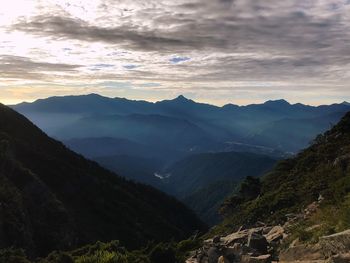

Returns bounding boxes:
[0,0,350,105]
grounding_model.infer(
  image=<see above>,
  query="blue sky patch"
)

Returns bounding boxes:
[123,64,138,70]
[170,56,190,64]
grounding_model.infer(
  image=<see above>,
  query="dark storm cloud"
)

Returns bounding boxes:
[11,15,218,52]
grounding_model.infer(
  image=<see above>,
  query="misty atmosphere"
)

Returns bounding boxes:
[1,1,350,263]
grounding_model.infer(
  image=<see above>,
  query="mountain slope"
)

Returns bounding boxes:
[156,152,277,225]
[0,104,205,256]
[55,113,215,153]
[95,154,164,187]
[182,180,238,226]
[218,111,350,233]
[164,151,277,197]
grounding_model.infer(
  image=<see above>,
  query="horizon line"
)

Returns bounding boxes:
[5,93,350,108]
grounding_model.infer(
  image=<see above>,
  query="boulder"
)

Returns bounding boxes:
[213,236,221,244]
[222,229,250,246]
[264,226,284,243]
[319,229,350,257]
[247,232,269,254]
[208,247,220,263]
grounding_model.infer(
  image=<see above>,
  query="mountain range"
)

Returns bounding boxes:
[11,94,350,225]
[13,94,350,157]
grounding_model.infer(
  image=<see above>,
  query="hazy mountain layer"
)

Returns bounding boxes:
[13,94,350,157]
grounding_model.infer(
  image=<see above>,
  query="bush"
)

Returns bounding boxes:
[76,250,127,263]
[148,243,177,263]
[0,248,30,263]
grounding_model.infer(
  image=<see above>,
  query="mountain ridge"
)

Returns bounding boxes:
[11,93,349,109]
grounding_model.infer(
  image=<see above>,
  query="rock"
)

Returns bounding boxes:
[279,244,325,261]
[213,236,221,243]
[262,226,274,235]
[247,232,269,254]
[186,257,200,263]
[264,226,284,243]
[242,254,271,263]
[256,221,267,227]
[208,247,220,263]
[217,255,230,263]
[304,202,320,218]
[222,244,242,261]
[289,238,300,248]
[222,229,251,246]
[224,243,243,256]
[320,229,350,257]
[329,253,350,263]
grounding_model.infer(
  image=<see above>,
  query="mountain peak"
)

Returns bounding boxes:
[341,101,350,106]
[264,99,290,106]
[169,95,194,104]
[175,95,189,101]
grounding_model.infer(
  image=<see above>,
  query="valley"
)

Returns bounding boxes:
[11,95,350,226]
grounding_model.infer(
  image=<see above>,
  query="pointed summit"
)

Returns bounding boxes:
[168,95,194,104]
[341,101,350,106]
[175,95,189,101]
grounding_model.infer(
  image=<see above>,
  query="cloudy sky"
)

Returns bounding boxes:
[1,0,350,105]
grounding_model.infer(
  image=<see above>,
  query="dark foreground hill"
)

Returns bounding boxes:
[0,104,205,257]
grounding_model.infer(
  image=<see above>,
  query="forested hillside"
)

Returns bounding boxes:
[0,104,205,257]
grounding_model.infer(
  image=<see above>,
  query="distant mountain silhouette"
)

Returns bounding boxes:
[12,94,350,156]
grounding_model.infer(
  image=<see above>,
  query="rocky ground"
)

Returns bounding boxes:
[186,199,350,263]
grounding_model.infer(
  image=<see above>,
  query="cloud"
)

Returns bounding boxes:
[0,55,81,80]
[123,64,138,70]
[0,0,349,105]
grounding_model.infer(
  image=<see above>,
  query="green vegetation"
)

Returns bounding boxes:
[0,239,203,263]
[164,151,276,224]
[183,180,238,225]
[0,104,205,257]
[214,111,350,237]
